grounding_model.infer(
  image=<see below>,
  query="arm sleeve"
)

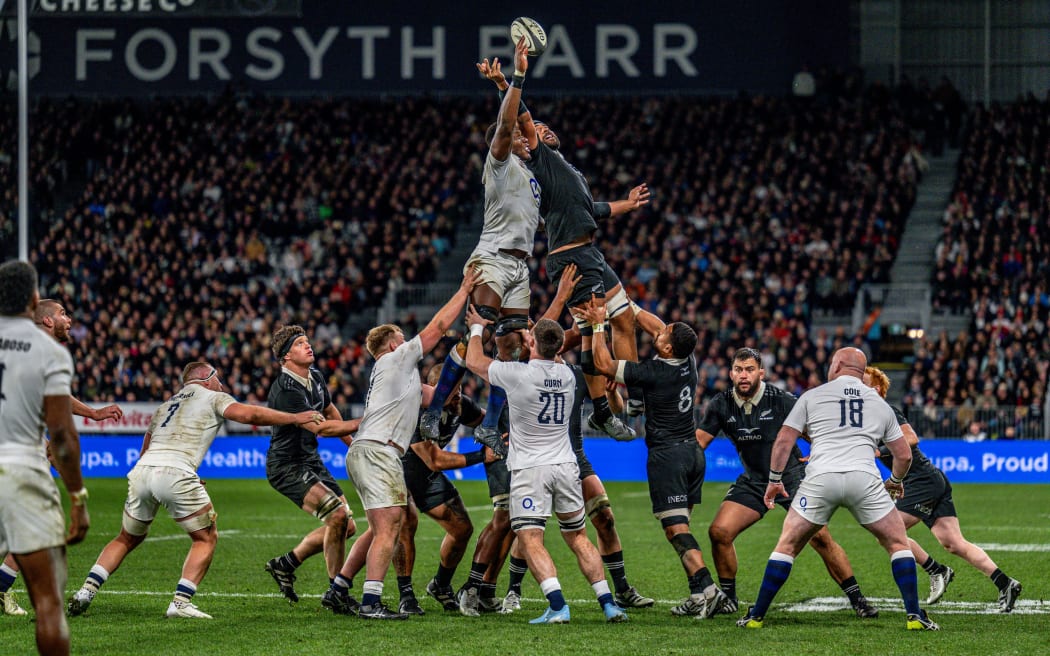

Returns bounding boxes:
[617,360,647,388]
[488,362,518,392]
[781,393,809,433]
[592,202,612,219]
[43,346,73,396]
[696,396,725,437]
[212,392,238,417]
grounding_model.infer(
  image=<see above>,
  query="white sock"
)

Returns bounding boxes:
[591,580,611,599]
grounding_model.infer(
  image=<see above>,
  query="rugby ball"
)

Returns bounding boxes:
[510,17,547,57]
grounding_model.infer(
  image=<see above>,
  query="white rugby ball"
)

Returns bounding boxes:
[510,17,547,57]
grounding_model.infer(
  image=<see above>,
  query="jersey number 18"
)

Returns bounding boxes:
[838,398,864,428]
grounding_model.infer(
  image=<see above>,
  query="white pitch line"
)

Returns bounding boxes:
[76,591,1049,614]
[975,543,1050,552]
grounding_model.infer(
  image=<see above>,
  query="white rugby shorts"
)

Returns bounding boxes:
[0,461,66,553]
[509,461,584,523]
[791,470,896,526]
[346,440,408,510]
[123,465,212,534]
[465,252,530,311]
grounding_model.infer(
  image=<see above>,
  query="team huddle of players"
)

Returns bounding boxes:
[0,37,1025,656]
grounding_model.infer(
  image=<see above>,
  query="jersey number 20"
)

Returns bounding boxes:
[538,392,566,424]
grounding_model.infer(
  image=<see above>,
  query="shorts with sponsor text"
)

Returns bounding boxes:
[509,461,584,524]
[647,440,706,516]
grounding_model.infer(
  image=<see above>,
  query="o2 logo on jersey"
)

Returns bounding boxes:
[521,497,535,510]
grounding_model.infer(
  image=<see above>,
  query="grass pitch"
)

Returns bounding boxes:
[1,479,1047,655]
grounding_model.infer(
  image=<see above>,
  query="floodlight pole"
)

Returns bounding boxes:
[17,0,28,261]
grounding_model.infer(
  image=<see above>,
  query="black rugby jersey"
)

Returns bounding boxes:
[403,396,483,472]
[526,141,609,250]
[697,383,805,480]
[621,354,698,448]
[879,405,937,480]
[267,368,330,464]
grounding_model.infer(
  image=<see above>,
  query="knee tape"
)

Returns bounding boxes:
[315,493,345,522]
[585,494,611,519]
[580,351,596,376]
[121,511,152,537]
[558,509,587,533]
[606,287,631,319]
[181,508,217,534]
[670,533,701,559]
[491,494,510,512]
[511,517,547,532]
[495,314,530,336]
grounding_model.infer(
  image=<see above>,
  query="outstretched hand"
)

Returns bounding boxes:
[476,57,507,88]
[460,266,481,295]
[628,183,651,209]
[554,263,581,304]
[514,35,529,74]
[465,304,495,329]
[570,295,606,327]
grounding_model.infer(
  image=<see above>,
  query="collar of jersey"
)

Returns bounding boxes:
[732,380,765,408]
[281,366,311,390]
[654,355,688,366]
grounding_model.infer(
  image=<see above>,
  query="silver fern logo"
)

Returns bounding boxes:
[3,19,40,91]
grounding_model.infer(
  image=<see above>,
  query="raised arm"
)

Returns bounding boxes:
[418,267,480,354]
[634,305,666,339]
[487,56,522,162]
[464,304,496,383]
[540,263,581,323]
[72,397,123,422]
[595,184,651,219]
[574,300,619,379]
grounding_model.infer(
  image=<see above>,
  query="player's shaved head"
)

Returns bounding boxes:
[829,347,867,380]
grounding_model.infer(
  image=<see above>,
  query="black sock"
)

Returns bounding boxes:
[602,551,629,594]
[278,552,301,571]
[839,576,862,604]
[990,568,1010,591]
[921,555,946,575]
[435,564,455,589]
[719,577,737,601]
[480,582,497,600]
[688,567,714,595]
[465,561,487,590]
[591,396,612,424]
[397,576,414,599]
[508,557,528,595]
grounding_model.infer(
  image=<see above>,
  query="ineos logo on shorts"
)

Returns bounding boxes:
[521,497,534,510]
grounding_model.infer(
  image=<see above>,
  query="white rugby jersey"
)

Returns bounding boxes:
[782,374,902,478]
[355,336,423,452]
[489,359,576,472]
[0,316,73,467]
[473,151,540,256]
[137,384,236,473]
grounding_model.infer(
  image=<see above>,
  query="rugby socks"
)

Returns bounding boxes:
[481,386,507,431]
[719,577,737,603]
[83,564,110,594]
[434,564,456,589]
[0,563,17,593]
[890,550,921,615]
[751,552,794,619]
[464,561,487,591]
[173,578,196,605]
[839,575,864,607]
[539,577,566,612]
[427,352,467,413]
[591,396,613,425]
[361,580,383,608]
[397,576,414,600]
[991,568,1013,591]
[507,557,528,595]
[601,551,629,594]
[331,574,352,593]
[274,551,301,572]
[921,555,949,576]
[592,579,615,608]
[687,567,715,595]
[480,582,497,602]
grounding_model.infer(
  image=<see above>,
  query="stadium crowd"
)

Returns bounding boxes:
[8,85,1045,428]
[911,94,1049,438]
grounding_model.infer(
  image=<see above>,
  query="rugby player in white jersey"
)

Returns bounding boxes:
[1,298,122,617]
[737,347,939,631]
[325,269,478,620]
[0,260,87,655]
[463,308,627,624]
[418,43,542,449]
[67,362,324,619]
